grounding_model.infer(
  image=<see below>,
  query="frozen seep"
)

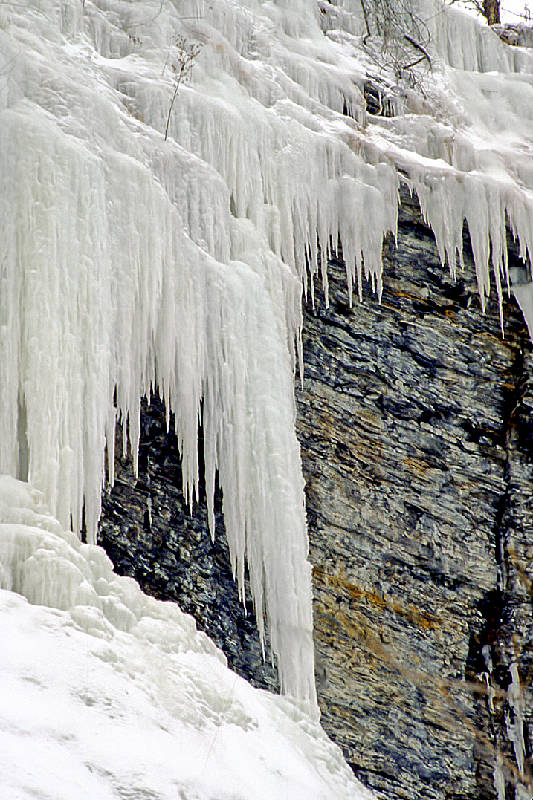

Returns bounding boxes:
[513,281,533,340]
[0,104,315,704]
[0,0,532,708]
[507,663,526,783]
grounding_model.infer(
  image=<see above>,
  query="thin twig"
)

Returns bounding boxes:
[164,65,185,141]
[163,37,202,141]
[403,33,432,68]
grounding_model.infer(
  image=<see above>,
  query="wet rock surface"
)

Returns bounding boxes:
[98,403,279,694]
[98,190,533,799]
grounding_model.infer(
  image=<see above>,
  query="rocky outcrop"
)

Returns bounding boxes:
[98,189,533,799]
[299,188,533,799]
[98,406,278,694]
[493,23,533,49]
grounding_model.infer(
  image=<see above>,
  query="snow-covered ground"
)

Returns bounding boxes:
[0,476,372,800]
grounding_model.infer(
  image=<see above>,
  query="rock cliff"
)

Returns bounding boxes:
[99,189,533,799]
[299,189,533,800]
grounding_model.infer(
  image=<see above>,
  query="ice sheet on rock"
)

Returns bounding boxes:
[0,477,372,800]
[0,0,402,707]
[2,0,533,710]
[355,1,533,327]
[0,97,315,703]
[419,0,533,73]
[513,282,533,340]
[316,0,533,329]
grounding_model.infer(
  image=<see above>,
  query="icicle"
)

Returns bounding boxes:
[507,662,526,778]
[494,751,506,800]
[513,283,533,341]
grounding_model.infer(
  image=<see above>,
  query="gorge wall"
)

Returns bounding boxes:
[298,189,533,800]
[98,190,533,800]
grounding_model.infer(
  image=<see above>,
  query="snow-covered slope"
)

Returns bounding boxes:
[0,475,372,800]
[1,0,532,710]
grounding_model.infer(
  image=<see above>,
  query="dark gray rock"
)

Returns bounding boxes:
[299,188,533,799]
[98,400,278,694]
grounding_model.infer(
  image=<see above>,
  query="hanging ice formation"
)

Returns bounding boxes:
[0,0,532,708]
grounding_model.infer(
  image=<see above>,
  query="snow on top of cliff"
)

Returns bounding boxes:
[0,475,371,800]
[0,0,533,711]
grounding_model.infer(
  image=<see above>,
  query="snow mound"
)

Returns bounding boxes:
[0,476,371,800]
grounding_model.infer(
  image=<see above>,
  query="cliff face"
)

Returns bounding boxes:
[98,403,279,695]
[98,191,533,799]
[299,189,533,799]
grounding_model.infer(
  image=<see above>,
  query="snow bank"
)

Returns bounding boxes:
[0,475,372,800]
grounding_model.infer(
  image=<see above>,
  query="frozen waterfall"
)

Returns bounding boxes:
[1,0,532,707]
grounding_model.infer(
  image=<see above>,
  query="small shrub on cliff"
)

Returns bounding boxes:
[164,35,202,141]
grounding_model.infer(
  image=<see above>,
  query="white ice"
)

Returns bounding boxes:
[507,662,526,777]
[1,0,533,708]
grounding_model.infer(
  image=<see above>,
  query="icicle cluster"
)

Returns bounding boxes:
[1,0,532,705]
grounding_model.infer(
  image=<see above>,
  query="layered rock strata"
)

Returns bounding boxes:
[300,189,533,800]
